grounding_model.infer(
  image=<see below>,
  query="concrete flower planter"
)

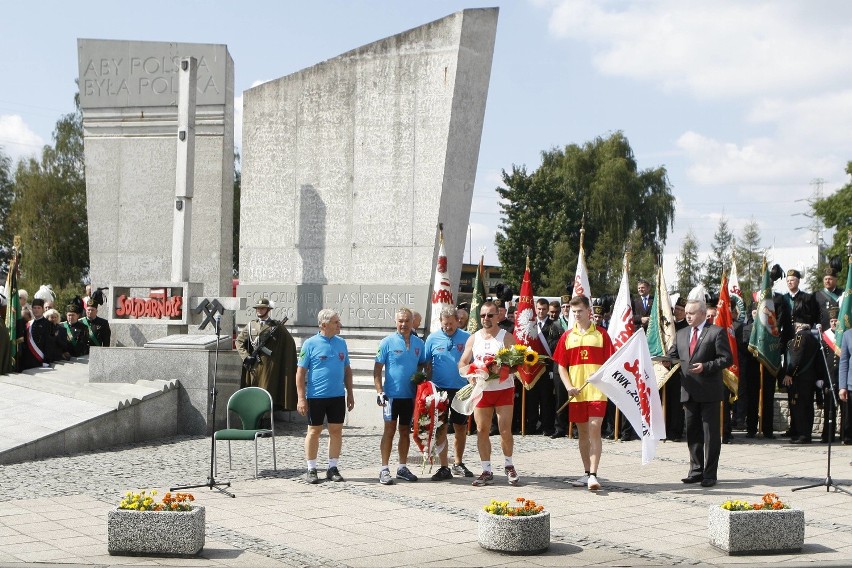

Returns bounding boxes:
[108,506,205,556]
[478,510,550,554]
[708,506,804,555]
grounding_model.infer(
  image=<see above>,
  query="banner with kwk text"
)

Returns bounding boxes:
[587,328,666,464]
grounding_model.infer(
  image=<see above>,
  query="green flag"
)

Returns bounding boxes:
[467,255,486,334]
[3,238,22,374]
[748,259,782,376]
[647,265,675,357]
[647,264,679,388]
[832,254,852,354]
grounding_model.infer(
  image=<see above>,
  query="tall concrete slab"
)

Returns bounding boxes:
[239,8,498,328]
[78,39,234,344]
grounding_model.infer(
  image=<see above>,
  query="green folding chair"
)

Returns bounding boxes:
[214,387,277,478]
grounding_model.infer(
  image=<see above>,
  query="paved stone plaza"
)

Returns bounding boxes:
[0,422,851,567]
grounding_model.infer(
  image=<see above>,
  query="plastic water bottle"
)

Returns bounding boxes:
[383,397,393,422]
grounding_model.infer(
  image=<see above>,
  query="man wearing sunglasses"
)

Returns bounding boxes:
[458,301,520,486]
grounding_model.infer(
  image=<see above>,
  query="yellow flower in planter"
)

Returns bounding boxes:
[118,490,195,512]
[482,497,545,517]
[720,492,789,511]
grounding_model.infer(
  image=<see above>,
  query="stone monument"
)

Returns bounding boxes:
[77,39,234,346]
[238,8,498,329]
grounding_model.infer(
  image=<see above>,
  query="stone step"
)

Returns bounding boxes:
[0,368,178,410]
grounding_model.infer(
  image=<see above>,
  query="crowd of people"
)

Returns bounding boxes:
[0,284,111,373]
[227,266,852,491]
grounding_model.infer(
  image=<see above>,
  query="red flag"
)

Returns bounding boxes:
[513,264,547,390]
[714,275,740,398]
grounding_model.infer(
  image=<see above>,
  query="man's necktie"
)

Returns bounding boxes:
[689,327,698,356]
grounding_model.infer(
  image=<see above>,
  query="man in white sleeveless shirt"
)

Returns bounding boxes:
[458,301,520,486]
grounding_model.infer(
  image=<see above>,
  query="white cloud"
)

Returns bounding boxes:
[675,129,844,189]
[0,115,44,164]
[546,0,852,100]
[749,90,852,151]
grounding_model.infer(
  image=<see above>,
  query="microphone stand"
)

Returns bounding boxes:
[171,314,235,497]
[792,325,850,495]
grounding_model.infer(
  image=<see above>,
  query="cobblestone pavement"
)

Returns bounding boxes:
[1,422,851,567]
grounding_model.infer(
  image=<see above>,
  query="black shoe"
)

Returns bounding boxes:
[790,437,812,444]
[681,475,702,484]
[542,430,554,437]
[844,439,852,446]
[305,469,319,484]
[326,467,344,482]
[550,431,566,439]
[722,436,733,444]
[431,466,453,481]
[701,479,717,487]
[745,432,756,439]
[762,433,775,439]
[452,462,474,477]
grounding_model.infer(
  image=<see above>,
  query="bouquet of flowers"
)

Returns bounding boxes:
[451,345,544,415]
[411,374,449,472]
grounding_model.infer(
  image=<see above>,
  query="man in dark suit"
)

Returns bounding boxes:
[668,298,733,487]
[632,278,653,331]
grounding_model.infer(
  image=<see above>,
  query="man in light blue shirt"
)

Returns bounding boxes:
[296,309,354,484]
[374,307,426,485]
[424,306,472,480]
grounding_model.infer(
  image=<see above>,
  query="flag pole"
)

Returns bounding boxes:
[556,382,590,414]
[521,252,530,437]
[758,364,764,429]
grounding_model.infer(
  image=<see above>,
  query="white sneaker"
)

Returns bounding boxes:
[570,474,589,487]
[587,474,601,491]
[379,469,395,485]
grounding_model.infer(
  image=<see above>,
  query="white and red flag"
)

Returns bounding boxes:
[587,329,666,464]
[513,260,548,389]
[729,258,743,298]
[608,256,635,351]
[567,239,591,328]
[429,231,455,334]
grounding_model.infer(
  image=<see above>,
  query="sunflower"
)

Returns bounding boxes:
[513,344,528,352]
[523,349,539,366]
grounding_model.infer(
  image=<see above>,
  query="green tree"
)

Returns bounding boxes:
[495,132,675,292]
[701,217,733,296]
[8,93,88,290]
[733,218,762,303]
[675,230,700,296]
[540,240,573,296]
[812,162,852,283]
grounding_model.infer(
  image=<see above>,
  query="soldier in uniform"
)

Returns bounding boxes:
[815,263,844,332]
[236,298,298,413]
[81,298,111,348]
[18,298,58,370]
[56,301,88,359]
[782,317,822,443]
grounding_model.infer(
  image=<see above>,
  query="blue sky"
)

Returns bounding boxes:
[2,0,851,278]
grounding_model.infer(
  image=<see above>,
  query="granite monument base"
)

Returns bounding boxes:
[89,338,240,435]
